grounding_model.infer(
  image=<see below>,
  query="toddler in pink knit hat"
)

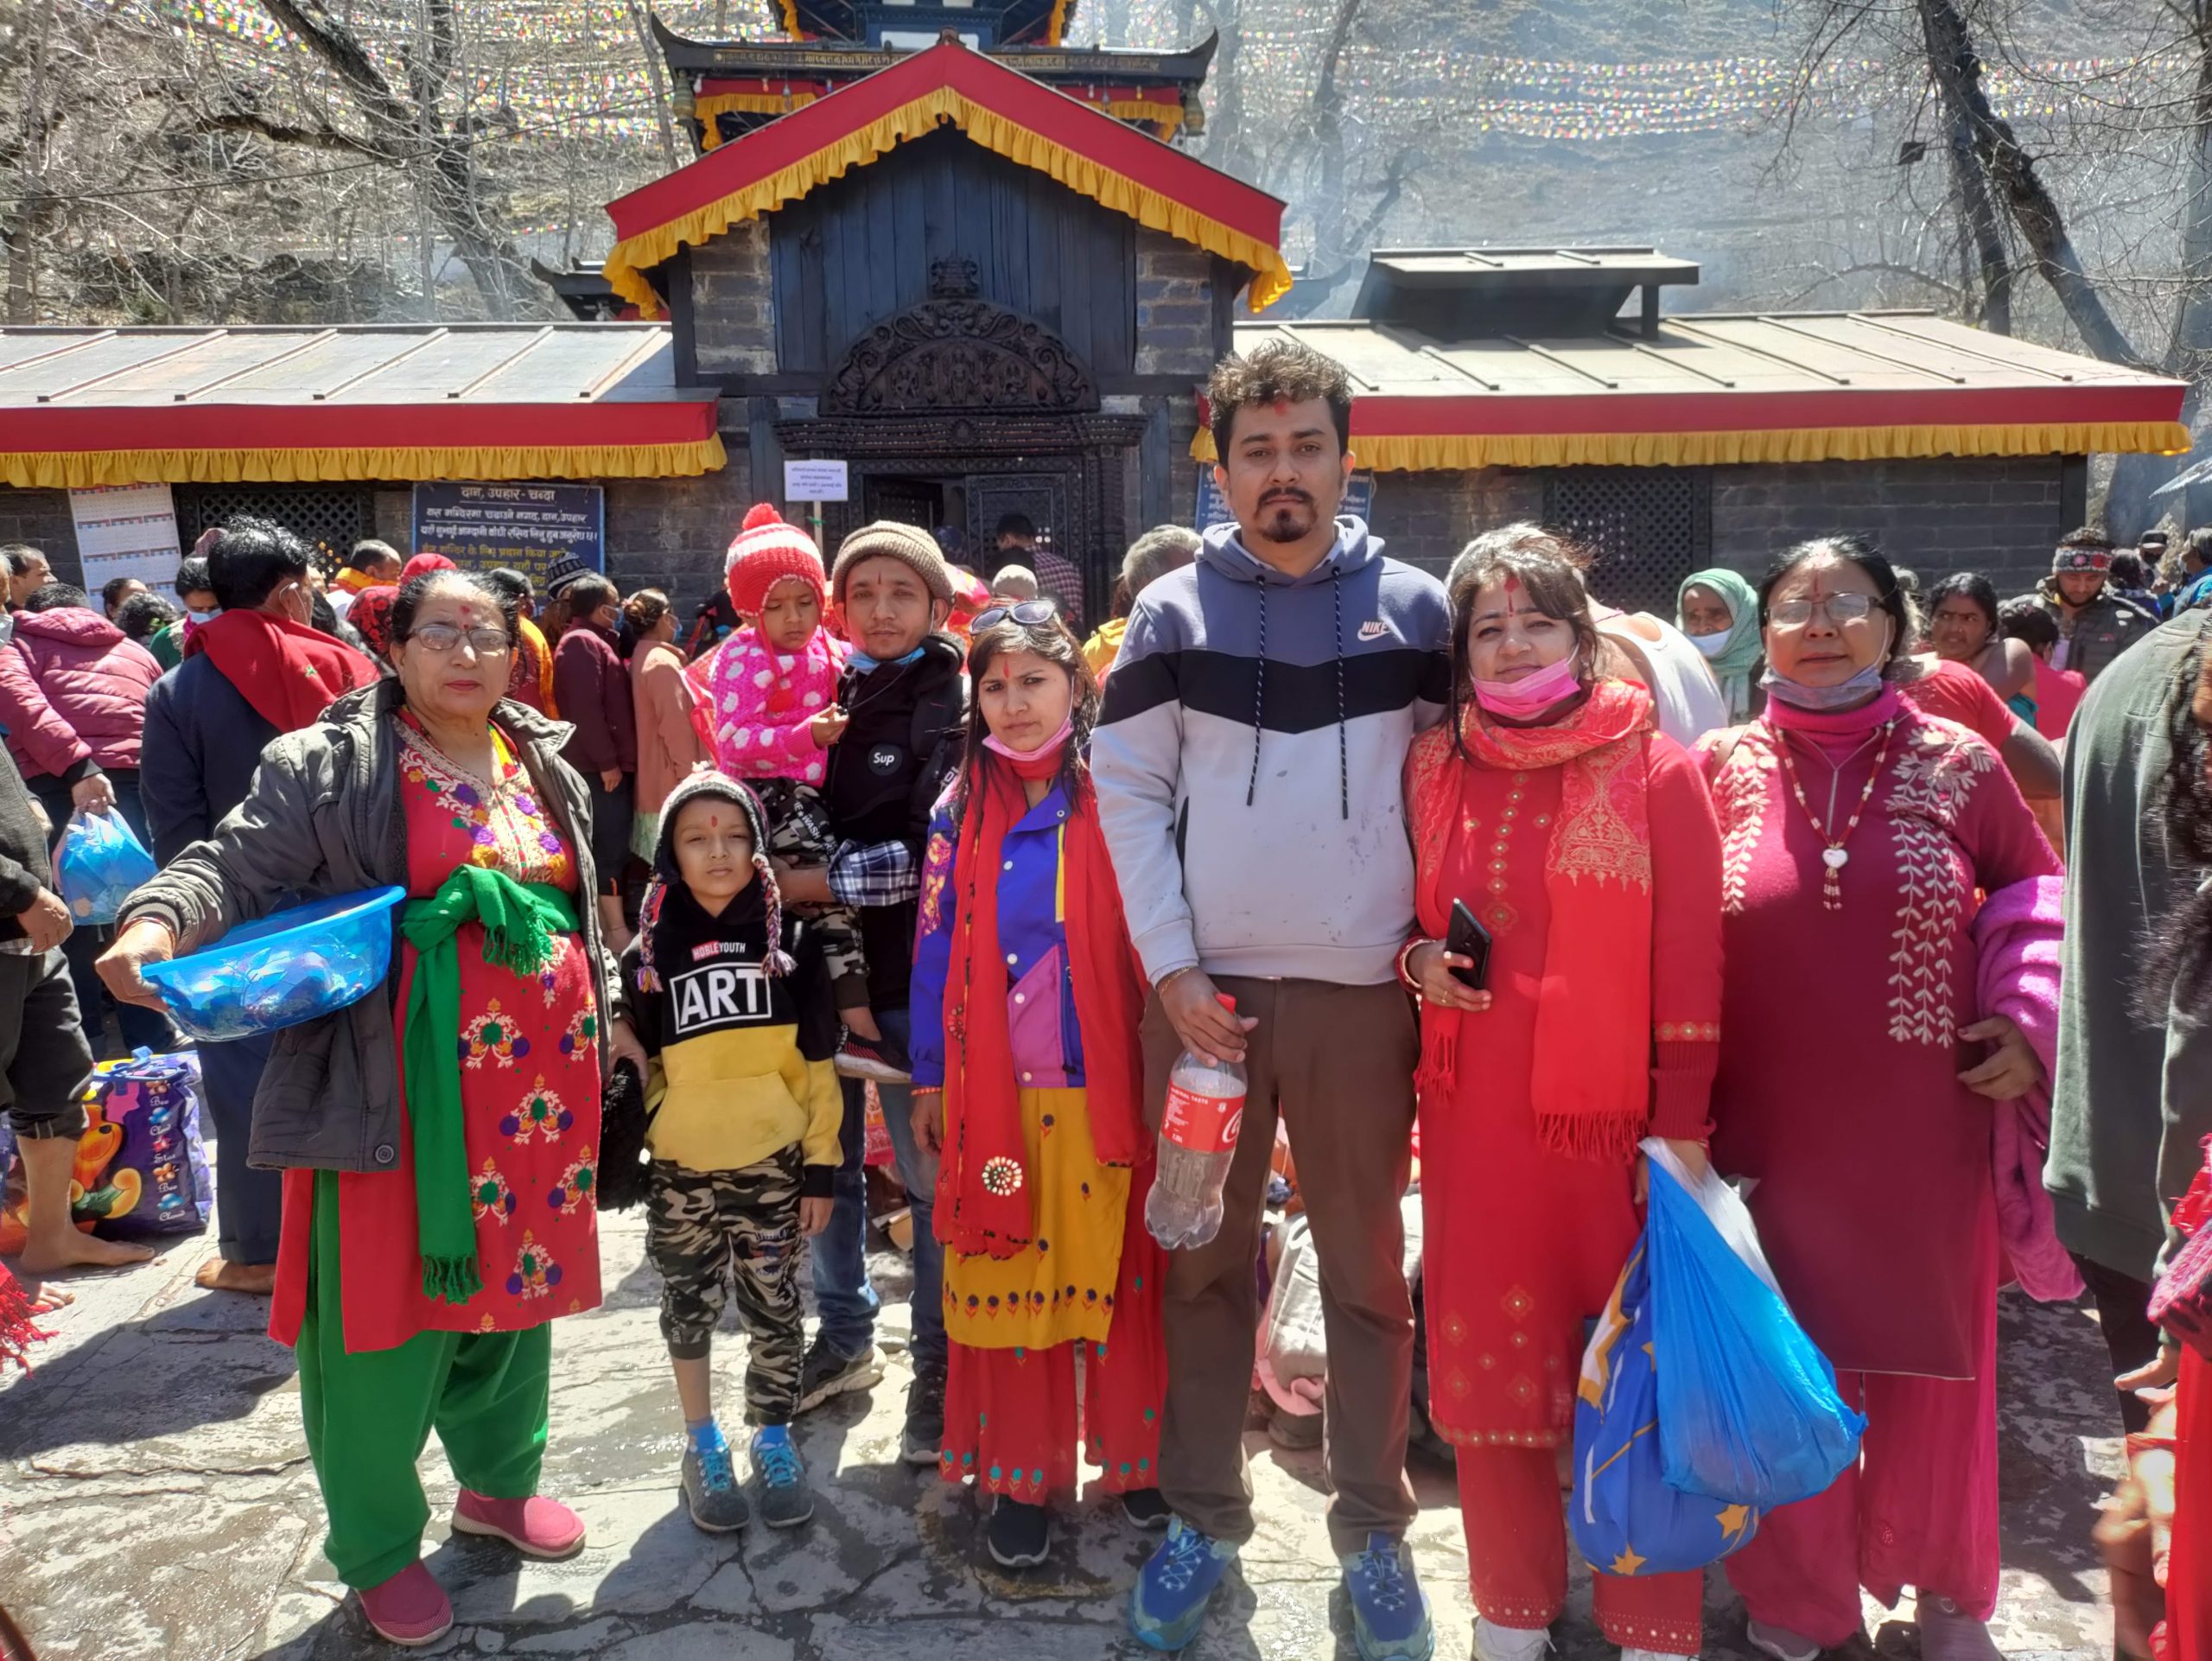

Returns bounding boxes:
[689,504,897,1080]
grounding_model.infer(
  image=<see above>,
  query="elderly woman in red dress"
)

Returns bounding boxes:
[1699,537,2059,1661]
[103,569,645,1649]
[1401,527,1724,1661]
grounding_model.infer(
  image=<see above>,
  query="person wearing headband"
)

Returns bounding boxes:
[2017,527,2154,686]
[1400,525,1723,1661]
[906,600,1166,1573]
[1700,535,2063,1661]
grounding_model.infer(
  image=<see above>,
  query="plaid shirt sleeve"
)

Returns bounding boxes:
[828,837,920,908]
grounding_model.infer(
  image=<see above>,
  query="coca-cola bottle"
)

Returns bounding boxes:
[1145,995,1249,1251]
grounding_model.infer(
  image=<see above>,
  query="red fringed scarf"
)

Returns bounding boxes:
[1408,678,1658,1161]
[188,608,380,734]
[938,753,1147,1258]
[0,1261,50,1372]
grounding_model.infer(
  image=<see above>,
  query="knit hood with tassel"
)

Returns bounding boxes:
[1090,512,1452,990]
[626,766,844,1188]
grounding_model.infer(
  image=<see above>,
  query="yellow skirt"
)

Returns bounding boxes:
[943,1086,1129,1351]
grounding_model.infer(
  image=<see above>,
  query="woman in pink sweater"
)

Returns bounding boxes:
[624,589,708,859]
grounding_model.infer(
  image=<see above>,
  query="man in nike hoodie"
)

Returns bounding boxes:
[1094,338,1451,1660]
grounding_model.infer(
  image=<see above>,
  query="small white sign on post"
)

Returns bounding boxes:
[783,460,849,504]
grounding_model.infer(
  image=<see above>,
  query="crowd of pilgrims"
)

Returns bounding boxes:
[0,334,2206,1661]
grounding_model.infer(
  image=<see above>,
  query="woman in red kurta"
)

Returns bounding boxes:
[1402,529,1725,1661]
[1700,537,2057,1661]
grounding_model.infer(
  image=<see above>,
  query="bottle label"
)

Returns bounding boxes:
[1160,1081,1243,1155]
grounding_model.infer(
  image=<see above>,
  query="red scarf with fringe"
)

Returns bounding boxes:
[1408,678,1657,1161]
[188,608,379,734]
[938,752,1147,1258]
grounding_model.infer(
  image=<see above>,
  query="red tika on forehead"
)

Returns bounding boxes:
[1503,574,1522,595]
[1272,397,1291,414]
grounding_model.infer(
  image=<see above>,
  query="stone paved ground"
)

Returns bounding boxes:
[0,1189,2128,1661]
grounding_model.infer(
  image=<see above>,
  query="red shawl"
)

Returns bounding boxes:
[1408,678,1658,1160]
[188,608,380,734]
[938,754,1147,1258]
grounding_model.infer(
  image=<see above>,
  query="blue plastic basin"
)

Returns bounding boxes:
[141,886,407,1043]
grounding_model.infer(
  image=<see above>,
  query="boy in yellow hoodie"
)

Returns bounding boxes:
[626,770,842,1533]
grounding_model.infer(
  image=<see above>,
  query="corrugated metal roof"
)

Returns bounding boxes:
[0,323,693,410]
[1234,311,2164,402]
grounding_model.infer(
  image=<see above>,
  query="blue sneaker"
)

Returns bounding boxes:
[750,1424,813,1529]
[680,1422,749,1532]
[1340,1532,1433,1661]
[1128,1518,1239,1651]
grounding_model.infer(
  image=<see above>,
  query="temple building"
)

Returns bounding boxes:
[0,0,2189,617]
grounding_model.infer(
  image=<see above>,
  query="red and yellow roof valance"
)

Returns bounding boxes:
[1190,385,2190,471]
[607,41,1287,317]
[0,401,726,490]
[695,75,1184,149]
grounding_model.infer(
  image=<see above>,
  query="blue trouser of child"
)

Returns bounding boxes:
[808,1006,945,1374]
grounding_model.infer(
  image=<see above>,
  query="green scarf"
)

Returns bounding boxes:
[402,866,580,1304]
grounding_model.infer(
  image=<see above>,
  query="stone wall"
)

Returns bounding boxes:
[1373,468,1546,579]
[0,490,81,583]
[1371,456,2069,597]
[1133,231,1217,379]
[688,223,775,378]
[1710,456,2069,594]
[604,428,756,617]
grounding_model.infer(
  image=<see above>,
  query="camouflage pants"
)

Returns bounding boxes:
[751,777,868,1008]
[645,1147,806,1425]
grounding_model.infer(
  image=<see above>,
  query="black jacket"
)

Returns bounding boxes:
[122,679,626,1174]
[140,654,283,866]
[0,743,54,936]
[823,634,966,1008]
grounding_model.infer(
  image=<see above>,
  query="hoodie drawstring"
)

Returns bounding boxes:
[1246,582,1268,807]
[1332,569,1347,822]
[1243,570,1349,822]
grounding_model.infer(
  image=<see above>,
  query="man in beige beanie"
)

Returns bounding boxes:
[790,521,966,1470]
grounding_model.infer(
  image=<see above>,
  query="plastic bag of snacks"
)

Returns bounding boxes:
[55,809,158,925]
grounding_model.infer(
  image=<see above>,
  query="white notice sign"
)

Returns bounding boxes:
[784,460,849,503]
[69,484,181,601]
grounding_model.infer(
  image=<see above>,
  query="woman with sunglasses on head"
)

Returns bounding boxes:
[907,598,1168,1571]
[99,567,646,1647]
[1699,537,2063,1661]
[1403,525,1725,1661]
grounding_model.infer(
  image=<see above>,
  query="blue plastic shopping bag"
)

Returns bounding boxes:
[1643,1140,1866,1510]
[55,810,157,926]
[1570,1238,1763,1575]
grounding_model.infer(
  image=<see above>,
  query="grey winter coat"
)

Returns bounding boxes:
[119,678,626,1175]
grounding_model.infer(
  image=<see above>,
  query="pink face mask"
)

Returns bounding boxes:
[1470,653,1584,719]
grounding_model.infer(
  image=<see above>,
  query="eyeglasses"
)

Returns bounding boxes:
[406,623,513,656]
[972,599,1060,632]
[1768,593,1878,629]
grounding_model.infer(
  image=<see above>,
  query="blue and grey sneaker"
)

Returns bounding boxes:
[680,1422,750,1533]
[751,1424,813,1529]
[1340,1532,1433,1661]
[1128,1518,1238,1651]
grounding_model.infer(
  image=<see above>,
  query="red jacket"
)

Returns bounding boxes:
[0,606,162,780]
[551,622,637,776]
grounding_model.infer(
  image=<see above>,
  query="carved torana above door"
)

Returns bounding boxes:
[821,257,1098,417]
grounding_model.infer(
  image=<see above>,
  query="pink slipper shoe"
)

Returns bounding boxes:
[356,1562,452,1647]
[451,1490,587,1559]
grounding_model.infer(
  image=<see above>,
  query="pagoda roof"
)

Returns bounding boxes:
[767,0,1068,48]
[1197,311,2187,471]
[0,323,721,487]
[649,12,1216,84]
[603,38,1288,318]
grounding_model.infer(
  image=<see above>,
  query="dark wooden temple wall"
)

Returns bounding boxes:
[766,128,1137,380]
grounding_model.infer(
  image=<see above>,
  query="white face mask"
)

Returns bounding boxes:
[1690,629,1735,660]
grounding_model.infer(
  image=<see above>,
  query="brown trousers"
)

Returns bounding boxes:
[1141,975,1421,1554]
